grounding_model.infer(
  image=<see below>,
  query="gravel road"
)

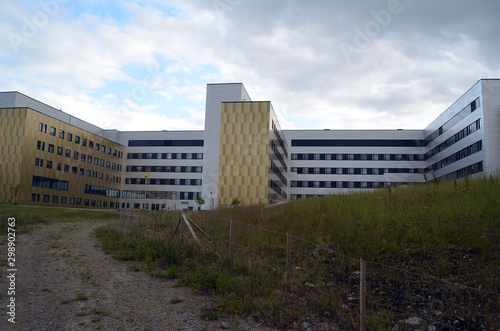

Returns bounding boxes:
[1,221,274,330]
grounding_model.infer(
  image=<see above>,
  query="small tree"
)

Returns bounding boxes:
[195,195,205,210]
[11,185,21,205]
[231,197,241,206]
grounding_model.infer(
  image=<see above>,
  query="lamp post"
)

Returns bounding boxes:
[143,172,149,210]
[210,192,213,210]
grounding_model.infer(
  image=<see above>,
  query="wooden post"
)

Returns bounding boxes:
[286,232,291,289]
[152,209,157,238]
[229,219,234,261]
[360,258,366,331]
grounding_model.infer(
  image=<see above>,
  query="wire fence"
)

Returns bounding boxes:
[120,210,500,330]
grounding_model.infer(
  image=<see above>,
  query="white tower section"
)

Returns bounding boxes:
[202,83,252,209]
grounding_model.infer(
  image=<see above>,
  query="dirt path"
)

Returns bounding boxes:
[1,221,273,330]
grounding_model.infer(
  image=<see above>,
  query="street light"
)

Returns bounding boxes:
[143,172,149,210]
[210,192,213,210]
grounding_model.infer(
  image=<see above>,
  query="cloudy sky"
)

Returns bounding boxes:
[1,0,499,131]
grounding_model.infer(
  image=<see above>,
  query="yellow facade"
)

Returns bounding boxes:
[218,102,271,206]
[0,107,124,208]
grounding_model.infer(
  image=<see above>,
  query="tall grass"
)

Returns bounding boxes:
[92,177,500,328]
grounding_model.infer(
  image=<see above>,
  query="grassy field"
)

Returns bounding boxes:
[91,176,500,329]
[3,175,499,329]
[0,204,119,233]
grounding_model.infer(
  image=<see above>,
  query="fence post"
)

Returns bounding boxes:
[360,258,366,331]
[229,219,234,261]
[286,232,291,289]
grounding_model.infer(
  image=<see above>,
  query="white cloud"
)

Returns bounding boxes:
[1,0,499,132]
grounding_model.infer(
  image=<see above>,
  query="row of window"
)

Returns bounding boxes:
[271,160,287,186]
[125,178,202,186]
[127,153,203,160]
[269,179,286,198]
[84,185,120,198]
[291,181,404,189]
[425,141,483,173]
[32,176,69,191]
[291,153,423,161]
[38,122,123,158]
[271,140,288,172]
[36,141,123,171]
[126,166,203,173]
[128,140,204,147]
[122,190,202,200]
[34,158,122,182]
[424,98,480,143]
[291,167,422,175]
[272,120,288,157]
[31,193,118,208]
[425,119,481,160]
[291,139,426,148]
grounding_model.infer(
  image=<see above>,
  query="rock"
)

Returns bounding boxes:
[404,317,422,326]
[300,321,310,330]
[221,321,230,329]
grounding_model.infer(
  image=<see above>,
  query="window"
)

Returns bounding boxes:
[50,127,56,136]
[32,193,36,201]
[48,144,54,153]
[65,149,71,157]
[40,159,44,167]
[67,133,73,142]
[79,168,84,175]
[61,196,67,204]
[57,147,63,155]
[106,161,110,168]
[84,199,89,206]
[74,151,79,160]
[72,167,77,174]
[35,158,40,166]
[113,149,117,156]
[82,138,87,147]
[64,165,70,172]
[70,197,75,205]
[37,140,42,150]
[46,161,53,169]
[89,141,94,149]
[100,159,105,167]
[75,136,80,144]
[57,163,62,171]
[52,196,59,203]
[94,157,99,165]
[107,147,111,154]
[81,153,86,162]
[44,195,50,202]
[101,145,106,153]
[59,130,64,139]
[86,170,91,177]
[77,198,81,205]
[96,143,100,151]
[39,123,44,132]
[88,155,92,163]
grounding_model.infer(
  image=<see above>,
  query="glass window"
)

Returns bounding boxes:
[48,144,54,153]
[94,157,99,165]
[77,198,81,205]
[61,196,67,204]
[70,197,75,205]
[74,151,79,160]
[57,163,62,171]
[44,195,50,202]
[75,136,80,144]
[89,141,94,149]
[47,161,53,169]
[65,149,71,157]
[72,167,77,174]
[67,133,73,142]
[39,123,44,132]
[96,143,100,151]
[50,127,56,136]
[82,138,87,147]
[53,196,59,203]
[57,147,63,155]
[59,130,64,139]
[88,155,92,163]
[81,153,86,162]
